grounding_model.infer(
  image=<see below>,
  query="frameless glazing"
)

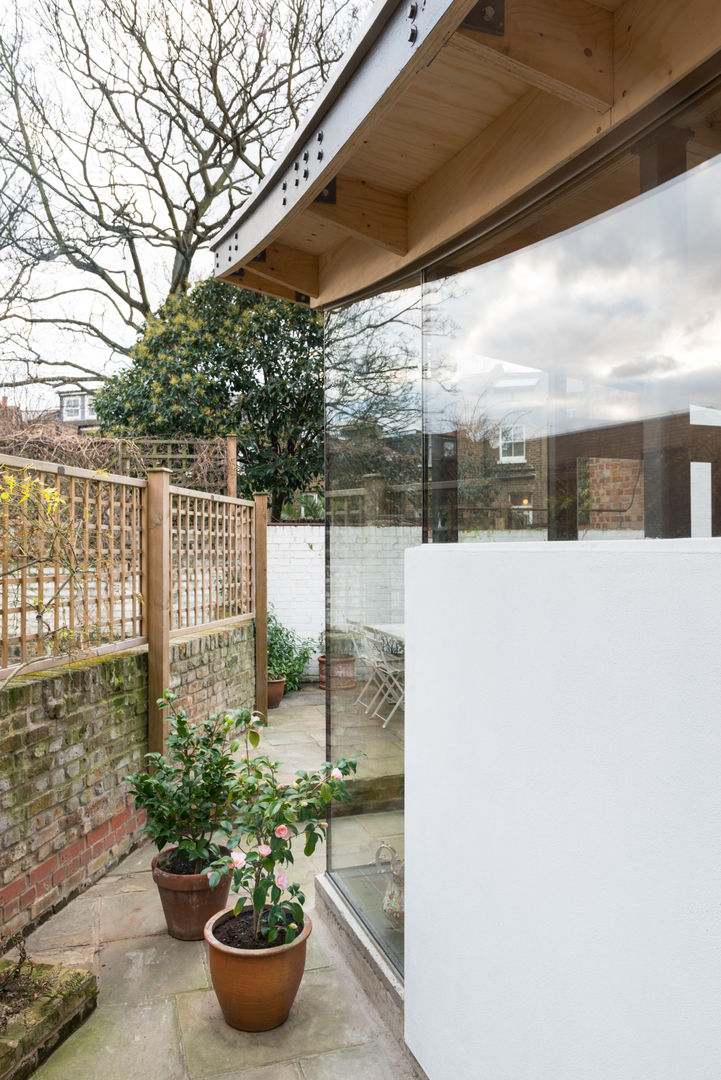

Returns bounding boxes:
[324,284,422,973]
[324,87,721,975]
[423,114,721,543]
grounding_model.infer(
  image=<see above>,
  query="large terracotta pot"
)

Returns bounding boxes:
[318,655,355,690]
[204,908,312,1031]
[151,850,231,941]
[267,677,285,709]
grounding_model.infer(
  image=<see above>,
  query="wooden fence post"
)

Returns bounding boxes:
[145,468,171,753]
[225,436,237,498]
[254,493,268,717]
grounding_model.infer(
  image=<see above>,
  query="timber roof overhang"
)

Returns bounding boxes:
[212,0,721,308]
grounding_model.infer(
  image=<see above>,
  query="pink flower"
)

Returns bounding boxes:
[330,767,343,781]
[319,821,328,830]
[257,844,271,857]
[275,871,288,889]
[251,713,263,726]
[230,850,246,870]
[274,824,291,839]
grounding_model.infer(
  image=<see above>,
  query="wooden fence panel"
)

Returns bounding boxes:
[0,455,264,704]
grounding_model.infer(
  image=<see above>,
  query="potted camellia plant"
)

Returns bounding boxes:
[125,691,254,941]
[203,713,356,1031]
[267,609,314,708]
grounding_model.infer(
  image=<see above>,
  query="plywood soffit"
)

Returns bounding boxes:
[455,0,614,114]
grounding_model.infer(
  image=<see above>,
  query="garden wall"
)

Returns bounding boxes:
[0,621,254,940]
[267,524,324,675]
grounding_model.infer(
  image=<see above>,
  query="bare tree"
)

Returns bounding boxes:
[0,0,358,391]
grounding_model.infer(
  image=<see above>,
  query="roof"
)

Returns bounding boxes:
[213,0,721,308]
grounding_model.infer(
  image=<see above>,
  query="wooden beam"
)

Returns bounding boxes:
[454,0,614,114]
[612,0,721,123]
[317,89,609,305]
[219,267,311,306]
[306,175,408,254]
[249,243,319,297]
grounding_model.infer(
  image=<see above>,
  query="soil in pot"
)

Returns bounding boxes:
[152,848,231,941]
[205,907,312,1031]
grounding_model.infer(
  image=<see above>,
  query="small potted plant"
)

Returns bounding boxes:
[204,714,356,1031]
[267,609,314,708]
[317,628,356,690]
[125,691,254,940]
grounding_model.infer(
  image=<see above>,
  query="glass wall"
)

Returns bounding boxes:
[325,84,721,973]
[325,284,422,973]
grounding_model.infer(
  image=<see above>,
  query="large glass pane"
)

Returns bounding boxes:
[423,98,721,543]
[325,283,422,973]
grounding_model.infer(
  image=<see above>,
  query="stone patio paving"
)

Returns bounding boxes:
[21,687,416,1080]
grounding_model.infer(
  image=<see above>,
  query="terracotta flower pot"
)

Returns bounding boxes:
[151,850,231,941]
[318,655,355,690]
[267,677,286,709]
[204,908,312,1031]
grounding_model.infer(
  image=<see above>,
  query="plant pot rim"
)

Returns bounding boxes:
[152,847,230,890]
[267,676,286,684]
[204,907,312,958]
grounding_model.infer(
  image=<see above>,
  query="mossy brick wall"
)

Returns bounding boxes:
[169,621,255,719]
[0,621,255,939]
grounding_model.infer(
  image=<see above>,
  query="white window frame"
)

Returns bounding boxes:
[499,423,526,463]
[62,396,81,420]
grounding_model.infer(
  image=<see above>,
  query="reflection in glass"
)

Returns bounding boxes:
[324,87,721,976]
[324,284,422,973]
[423,147,721,542]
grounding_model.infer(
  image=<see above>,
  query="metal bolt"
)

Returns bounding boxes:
[408,2,417,17]
[409,25,417,42]
[317,131,323,143]
[303,168,309,179]
[317,150,324,161]
[483,5,495,20]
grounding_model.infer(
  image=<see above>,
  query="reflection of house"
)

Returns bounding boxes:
[213,3,721,1078]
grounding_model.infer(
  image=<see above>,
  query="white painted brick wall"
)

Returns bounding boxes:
[267,524,325,676]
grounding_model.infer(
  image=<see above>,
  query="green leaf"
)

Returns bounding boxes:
[284,926,297,945]
[208,871,222,890]
[290,902,303,923]
[268,927,279,942]
[249,730,260,748]
[252,885,266,912]
[304,833,318,857]
[320,783,332,802]
[233,897,246,916]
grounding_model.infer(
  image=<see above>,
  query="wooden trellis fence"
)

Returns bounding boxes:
[0,454,267,748]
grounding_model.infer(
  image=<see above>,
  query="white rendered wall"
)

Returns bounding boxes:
[404,540,721,1080]
[267,524,324,674]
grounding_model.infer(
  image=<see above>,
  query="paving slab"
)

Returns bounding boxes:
[107,842,155,875]
[24,896,97,950]
[206,1066,301,1080]
[32,1001,185,1080]
[298,1039,418,1080]
[99,935,209,1004]
[99,886,167,941]
[85,869,157,896]
[177,965,382,1078]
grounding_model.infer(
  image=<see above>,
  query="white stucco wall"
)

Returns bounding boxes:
[267,524,324,674]
[404,540,721,1080]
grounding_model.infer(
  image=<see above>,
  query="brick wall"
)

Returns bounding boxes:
[588,457,645,531]
[0,621,255,940]
[267,524,324,675]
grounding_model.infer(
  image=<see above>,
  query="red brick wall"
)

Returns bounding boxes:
[588,457,645,531]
